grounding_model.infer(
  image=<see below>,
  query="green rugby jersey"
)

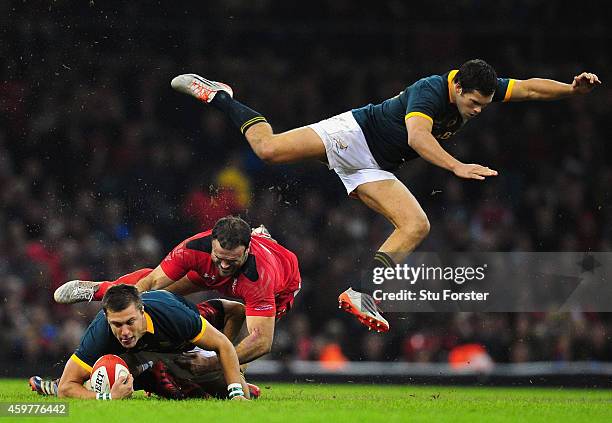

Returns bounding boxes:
[71,290,207,372]
[352,70,514,171]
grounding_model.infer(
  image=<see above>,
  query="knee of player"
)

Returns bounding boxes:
[414,215,431,238]
[400,215,430,239]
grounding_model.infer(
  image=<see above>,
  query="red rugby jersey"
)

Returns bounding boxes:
[160,230,301,317]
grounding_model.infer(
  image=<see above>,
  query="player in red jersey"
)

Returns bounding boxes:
[54,216,305,373]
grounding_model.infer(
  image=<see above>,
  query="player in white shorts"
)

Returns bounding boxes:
[170,60,600,332]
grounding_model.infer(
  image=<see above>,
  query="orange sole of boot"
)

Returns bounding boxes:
[338,294,389,332]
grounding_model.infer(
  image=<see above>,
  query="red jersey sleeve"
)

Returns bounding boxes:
[160,243,200,282]
[239,275,277,318]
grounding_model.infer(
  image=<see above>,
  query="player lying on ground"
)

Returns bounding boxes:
[30,351,260,400]
[169,59,600,331]
[30,299,260,399]
[55,216,313,376]
[54,284,248,400]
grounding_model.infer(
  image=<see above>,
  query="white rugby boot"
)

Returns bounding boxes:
[53,280,100,304]
[338,287,389,332]
[170,74,233,103]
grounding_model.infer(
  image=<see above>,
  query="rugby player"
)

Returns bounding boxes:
[30,298,260,399]
[54,216,304,374]
[169,59,600,332]
[54,285,248,400]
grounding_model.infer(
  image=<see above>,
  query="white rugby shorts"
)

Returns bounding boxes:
[308,111,397,195]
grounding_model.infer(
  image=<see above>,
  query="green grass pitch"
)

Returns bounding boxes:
[1,379,611,422]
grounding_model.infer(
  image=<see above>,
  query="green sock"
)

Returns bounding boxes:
[210,91,267,135]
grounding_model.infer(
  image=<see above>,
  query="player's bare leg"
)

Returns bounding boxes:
[242,123,327,164]
[355,179,430,260]
[171,74,327,164]
[338,179,430,332]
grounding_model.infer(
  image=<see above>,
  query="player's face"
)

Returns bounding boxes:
[455,86,493,120]
[211,239,249,277]
[106,304,146,349]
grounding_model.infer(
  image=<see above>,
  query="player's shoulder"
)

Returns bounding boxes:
[183,230,213,253]
[87,309,110,332]
[239,254,259,282]
[249,236,293,266]
[408,72,447,94]
[80,310,113,346]
[142,289,177,302]
[142,290,199,317]
[142,290,190,307]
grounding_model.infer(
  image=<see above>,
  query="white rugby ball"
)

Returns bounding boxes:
[90,354,130,394]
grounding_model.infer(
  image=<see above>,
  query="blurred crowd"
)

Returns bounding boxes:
[1,1,611,373]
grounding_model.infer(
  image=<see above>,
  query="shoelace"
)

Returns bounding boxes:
[73,284,95,302]
[190,81,211,100]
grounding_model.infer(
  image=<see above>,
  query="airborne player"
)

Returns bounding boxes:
[169,60,600,332]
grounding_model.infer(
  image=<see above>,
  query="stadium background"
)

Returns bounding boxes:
[1,1,611,379]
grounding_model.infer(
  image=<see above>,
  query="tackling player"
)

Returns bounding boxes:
[55,285,247,400]
[169,59,600,331]
[54,216,304,374]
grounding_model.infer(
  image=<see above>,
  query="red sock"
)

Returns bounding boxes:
[92,268,154,300]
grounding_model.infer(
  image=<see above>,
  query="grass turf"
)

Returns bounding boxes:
[1,379,611,422]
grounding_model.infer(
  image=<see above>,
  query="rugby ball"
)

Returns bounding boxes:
[90,354,130,393]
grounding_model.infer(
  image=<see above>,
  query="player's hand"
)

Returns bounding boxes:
[110,374,134,399]
[571,72,601,94]
[452,163,498,180]
[230,395,248,401]
[175,352,219,375]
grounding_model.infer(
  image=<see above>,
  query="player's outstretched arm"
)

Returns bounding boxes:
[233,316,275,364]
[406,115,498,180]
[193,323,248,400]
[57,359,133,399]
[178,314,274,373]
[509,72,600,101]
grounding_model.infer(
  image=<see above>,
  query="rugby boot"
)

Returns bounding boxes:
[53,280,100,304]
[29,376,58,396]
[338,287,389,332]
[171,74,233,103]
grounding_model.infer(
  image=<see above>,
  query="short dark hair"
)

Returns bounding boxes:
[102,284,143,314]
[454,59,497,96]
[212,216,251,250]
